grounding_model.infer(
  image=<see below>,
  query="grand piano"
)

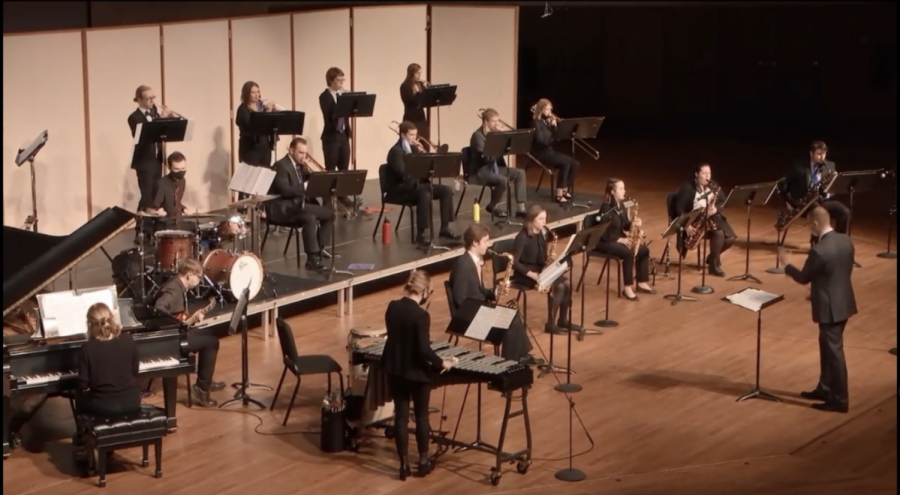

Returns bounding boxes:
[2,207,194,459]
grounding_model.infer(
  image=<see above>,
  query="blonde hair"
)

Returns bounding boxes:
[481,108,499,134]
[403,270,432,297]
[531,99,551,120]
[86,303,121,341]
[177,258,203,277]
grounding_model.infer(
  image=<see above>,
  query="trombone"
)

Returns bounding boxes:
[475,108,551,175]
[388,121,441,153]
[301,152,357,218]
[529,105,600,161]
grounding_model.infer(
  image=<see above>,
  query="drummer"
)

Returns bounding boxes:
[145,151,196,233]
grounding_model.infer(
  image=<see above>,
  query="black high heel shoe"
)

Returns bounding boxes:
[416,459,432,477]
[399,463,411,481]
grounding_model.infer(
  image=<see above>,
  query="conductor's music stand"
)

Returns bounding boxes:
[416,84,457,150]
[553,117,605,209]
[831,170,881,268]
[483,129,534,228]
[15,130,49,233]
[661,209,704,306]
[723,287,785,403]
[404,152,463,252]
[221,287,270,410]
[723,182,779,285]
[305,170,368,279]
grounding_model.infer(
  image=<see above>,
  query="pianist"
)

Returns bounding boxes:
[146,151,195,232]
[153,258,222,407]
[76,303,142,417]
[3,298,48,446]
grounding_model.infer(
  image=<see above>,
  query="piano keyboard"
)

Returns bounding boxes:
[19,358,182,386]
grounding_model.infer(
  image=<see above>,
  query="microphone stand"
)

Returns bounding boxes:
[877,174,897,259]
[554,263,585,483]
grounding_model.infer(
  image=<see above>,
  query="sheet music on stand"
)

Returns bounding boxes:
[465,305,517,341]
[229,162,277,196]
[724,287,782,312]
[36,286,119,338]
[538,235,576,292]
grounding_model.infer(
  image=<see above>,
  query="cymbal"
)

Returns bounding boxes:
[182,213,226,219]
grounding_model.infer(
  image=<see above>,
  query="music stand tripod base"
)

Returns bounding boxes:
[889,348,897,356]
[220,384,270,410]
[691,285,714,295]
[538,363,571,378]
[736,388,781,403]
[554,383,582,393]
[593,318,618,328]
[877,252,898,259]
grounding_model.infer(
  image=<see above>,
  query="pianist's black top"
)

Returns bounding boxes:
[382,298,444,383]
[511,228,548,288]
[78,333,141,404]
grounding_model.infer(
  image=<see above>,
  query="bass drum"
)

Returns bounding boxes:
[201,249,264,302]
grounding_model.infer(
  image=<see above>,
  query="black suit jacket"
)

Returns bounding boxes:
[381,298,444,383]
[384,139,422,194]
[785,230,857,324]
[154,276,188,316]
[448,253,495,313]
[267,155,318,223]
[674,180,726,218]
[784,159,836,208]
[596,202,632,243]
[318,89,352,140]
[128,108,163,171]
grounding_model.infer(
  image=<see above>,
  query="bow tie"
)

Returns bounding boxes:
[145,111,152,117]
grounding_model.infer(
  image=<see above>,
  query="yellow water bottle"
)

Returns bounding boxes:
[473,199,481,223]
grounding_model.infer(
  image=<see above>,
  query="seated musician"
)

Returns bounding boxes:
[268,137,336,271]
[382,270,456,480]
[469,109,527,218]
[76,303,142,417]
[154,259,222,407]
[674,164,736,276]
[511,205,579,335]
[400,63,431,142]
[3,298,48,445]
[146,151,195,232]
[783,140,850,237]
[448,225,535,364]
[530,99,579,204]
[385,121,460,244]
[593,179,655,299]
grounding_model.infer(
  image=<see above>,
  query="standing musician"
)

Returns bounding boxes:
[129,85,176,239]
[319,68,354,207]
[154,259,223,408]
[530,99,579,204]
[145,151,194,232]
[469,109,528,218]
[511,205,579,335]
[779,206,856,413]
[235,80,278,168]
[3,298,48,446]
[783,141,850,237]
[592,179,655,300]
[382,271,456,480]
[268,137,335,272]
[448,225,535,364]
[385,121,460,244]
[76,303,142,417]
[674,164,736,276]
[400,63,431,142]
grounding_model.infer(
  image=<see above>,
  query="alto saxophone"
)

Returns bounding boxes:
[493,251,518,310]
[626,197,645,257]
[539,228,558,294]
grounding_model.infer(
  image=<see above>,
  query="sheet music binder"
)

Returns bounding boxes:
[36,285,119,338]
[228,163,277,196]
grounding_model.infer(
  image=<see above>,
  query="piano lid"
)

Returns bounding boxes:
[3,207,135,317]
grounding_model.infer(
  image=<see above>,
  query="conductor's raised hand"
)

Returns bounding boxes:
[777,246,792,268]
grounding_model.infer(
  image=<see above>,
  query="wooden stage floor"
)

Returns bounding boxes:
[3,138,897,495]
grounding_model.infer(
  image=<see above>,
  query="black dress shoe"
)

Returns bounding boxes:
[558,320,583,332]
[636,286,656,294]
[515,210,527,218]
[305,257,325,271]
[438,230,461,240]
[800,389,829,401]
[708,262,725,277]
[209,381,226,392]
[191,384,218,407]
[399,463,411,481]
[544,322,567,335]
[811,402,848,413]
[416,460,432,477]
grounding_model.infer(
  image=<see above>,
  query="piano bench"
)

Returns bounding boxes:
[77,404,168,488]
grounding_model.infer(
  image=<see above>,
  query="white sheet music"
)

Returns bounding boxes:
[725,288,781,312]
[228,163,276,196]
[15,130,48,165]
[464,306,495,341]
[492,306,517,330]
[36,286,119,338]
[538,259,570,292]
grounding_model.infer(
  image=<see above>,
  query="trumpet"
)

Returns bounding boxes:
[388,121,440,153]
[156,104,184,119]
[261,99,287,111]
[299,152,356,218]
[528,105,600,161]
[475,108,551,175]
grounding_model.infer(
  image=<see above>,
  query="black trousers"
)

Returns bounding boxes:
[389,183,455,234]
[8,394,48,435]
[135,168,160,215]
[593,242,651,286]
[323,134,351,172]
[388,375,432,457]
[512,275,572,325]
[816,320,849,406]
[297,203,336,255]
[500,318,533,362]
[475,165,527,208]
[533,151,579,188]
[708,214,737,263]
[187,328,219,391]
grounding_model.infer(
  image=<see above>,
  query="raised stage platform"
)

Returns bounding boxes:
[51,179,601,337]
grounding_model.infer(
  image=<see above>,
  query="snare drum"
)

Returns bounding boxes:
[216,216,248,242]
[201,249,264,301]
[154,230,196,270]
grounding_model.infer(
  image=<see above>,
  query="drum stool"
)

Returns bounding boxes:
[75,404,168,488]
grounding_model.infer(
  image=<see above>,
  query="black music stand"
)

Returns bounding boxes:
[554,117,605,209]
[221,288,269,410]
[15,130,48,233]
[136,117,190,150]
[662,209,704,306]
[723,182,779,285]
[416,84,457,150]
[876,169,896,259]
[831,170,880,268]
[305,170,368,279]
[723,287,785,403]
[249,111,305,157]
[336,92,375,205]
[404,152,463,252]
[483,130,534,228]
[890,348,897,356]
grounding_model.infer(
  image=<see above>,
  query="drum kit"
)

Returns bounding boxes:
[132,211,269,305]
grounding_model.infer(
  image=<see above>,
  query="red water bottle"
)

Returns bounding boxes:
[382,218,391,244]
